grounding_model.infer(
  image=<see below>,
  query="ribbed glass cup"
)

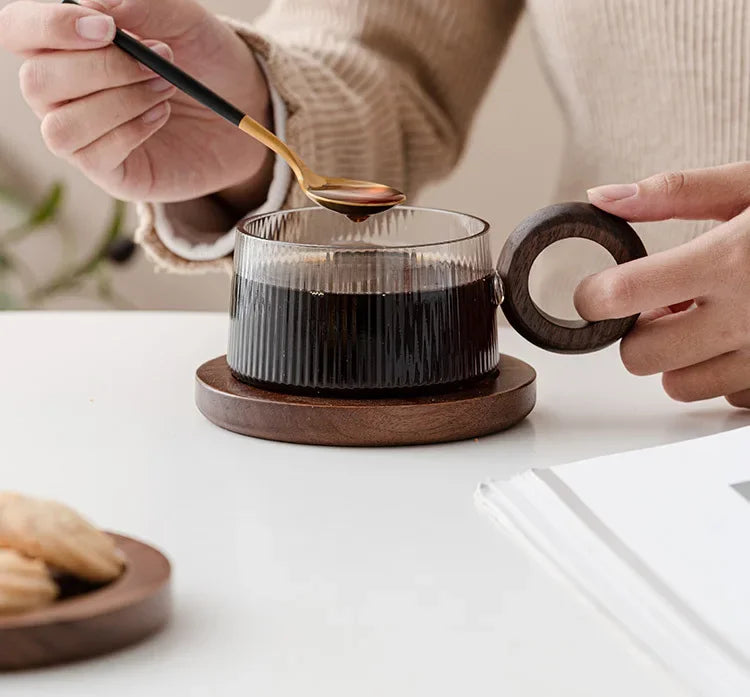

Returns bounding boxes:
[228,206,500,395]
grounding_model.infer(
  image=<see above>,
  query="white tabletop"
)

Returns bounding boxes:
[3,312,748,696]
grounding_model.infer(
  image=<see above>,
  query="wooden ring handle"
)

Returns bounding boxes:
[496,202,648,354]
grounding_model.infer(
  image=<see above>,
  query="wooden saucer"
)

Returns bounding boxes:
[0,534,171,671]
[195,354,536,446]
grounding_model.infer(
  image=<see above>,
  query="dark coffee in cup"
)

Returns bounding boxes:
[228,254,498,395]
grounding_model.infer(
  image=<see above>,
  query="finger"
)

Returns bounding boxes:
[41,79,175,156]
[587,162,750,223]
[19,40,173,115]
[574,206,750,321]
[73,101,170,189]
[573,235,719,321]
[661,350,750,402]
[79,0,207,42]
[726,389,750,409]
[0,1,115,53]
[619,304,746,376]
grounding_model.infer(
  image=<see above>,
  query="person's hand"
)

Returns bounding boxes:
[0,0,273,207]
[576,161,750,409]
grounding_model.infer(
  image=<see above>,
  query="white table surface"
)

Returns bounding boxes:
[3,312,749,696]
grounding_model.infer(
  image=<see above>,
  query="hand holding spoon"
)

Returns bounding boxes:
[61,0,405,220]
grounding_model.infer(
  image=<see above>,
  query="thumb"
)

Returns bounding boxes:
[587,161,750,223]
[78,0,208,42]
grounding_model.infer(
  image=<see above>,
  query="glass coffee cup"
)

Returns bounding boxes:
[228,204,646,396]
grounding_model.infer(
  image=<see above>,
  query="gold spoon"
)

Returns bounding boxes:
[62,0,406,220]
[235,120,405,220]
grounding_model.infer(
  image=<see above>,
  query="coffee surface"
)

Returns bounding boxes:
[228,269,499,395]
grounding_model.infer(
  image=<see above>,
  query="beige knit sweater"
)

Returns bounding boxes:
[135,0,750,310]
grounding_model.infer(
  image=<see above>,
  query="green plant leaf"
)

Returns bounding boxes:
[28,198,129,306]
[104,198,125,238]
[1,181,65,244]
[27,182,64,226]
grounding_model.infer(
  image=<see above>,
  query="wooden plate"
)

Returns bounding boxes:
[195,354,536,446]
[0,534,171,671]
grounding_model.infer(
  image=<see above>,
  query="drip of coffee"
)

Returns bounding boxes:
[228,258,499,395]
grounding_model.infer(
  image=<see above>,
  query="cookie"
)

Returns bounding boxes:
[0,492,124,583]
[0,548,58,615]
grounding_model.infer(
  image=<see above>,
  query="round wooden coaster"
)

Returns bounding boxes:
[0,534,171,671]
[195,354,536,446]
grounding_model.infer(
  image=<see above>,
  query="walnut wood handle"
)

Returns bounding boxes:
[496,202,648,354]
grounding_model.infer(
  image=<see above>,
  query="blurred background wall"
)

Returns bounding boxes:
[0,0,564,311]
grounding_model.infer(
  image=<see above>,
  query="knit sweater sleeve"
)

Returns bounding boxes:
[135,0,524,273]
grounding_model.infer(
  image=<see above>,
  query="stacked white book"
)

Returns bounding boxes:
[476,426,750,697]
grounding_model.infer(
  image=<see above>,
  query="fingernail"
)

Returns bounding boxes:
[75,15,115,41]
[587,183,638,202]
[147,77,173,92]
[142,103,168,123]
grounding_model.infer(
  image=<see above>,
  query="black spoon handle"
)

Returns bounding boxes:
[61,0,244,126]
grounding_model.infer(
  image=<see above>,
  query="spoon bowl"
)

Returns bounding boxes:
[304,180,407,219]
